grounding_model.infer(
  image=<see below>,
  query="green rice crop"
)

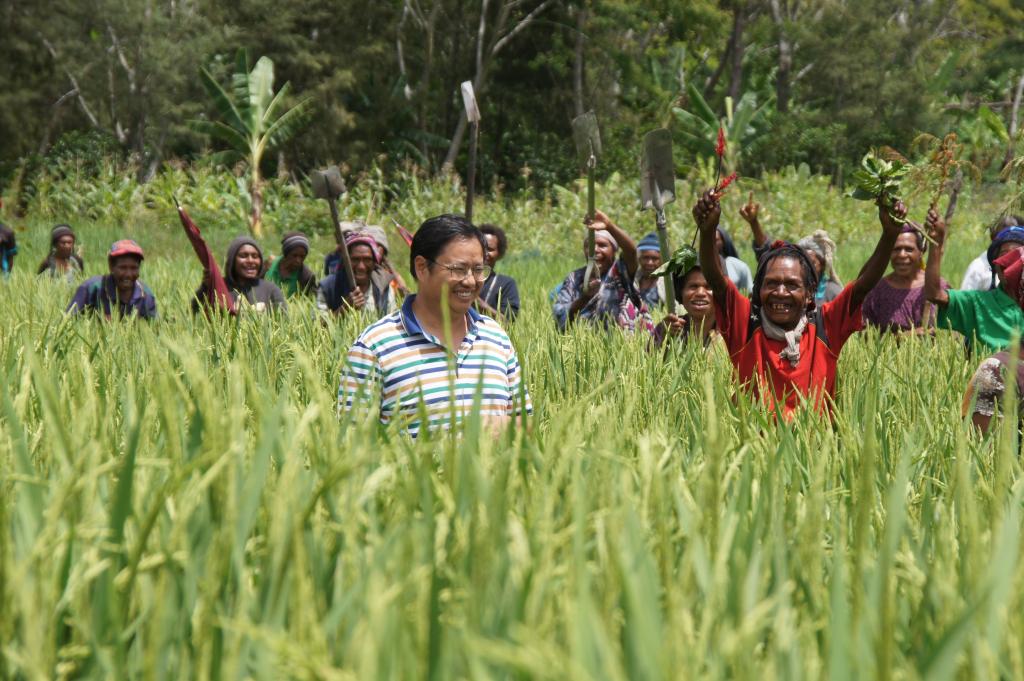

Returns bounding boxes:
[2,172,1023,679]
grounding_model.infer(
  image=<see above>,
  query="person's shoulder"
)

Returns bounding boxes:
[355,310,405,346]
[475,315,517,348]
[79,274,104,289]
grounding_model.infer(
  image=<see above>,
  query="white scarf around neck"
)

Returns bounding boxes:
[760,314,808,367]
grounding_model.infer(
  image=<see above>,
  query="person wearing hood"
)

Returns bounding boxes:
[317,231,398,317]
[38,224,84,281]
[67,239,156,319]
[266,231,317,297]
[741,195,842,304]
[552,209,651,333]
[476,223,521,322]
[925,217,1024,352]
[863,223,949,333]
[193,236,286,314]
[694,188,904,418]
[960,215,1024,290]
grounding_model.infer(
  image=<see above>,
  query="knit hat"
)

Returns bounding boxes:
[108,239,144,264]
[364,225,390,254]
[281,231,311,256]
[51,224,75,245]
[637,233,661,253]
[344,231,382,264]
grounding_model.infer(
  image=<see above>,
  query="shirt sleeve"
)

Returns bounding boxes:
[737,260,753,292]
[819,282,864,352]
[753,236,772,262]
[552,272,578,332]
[960,259,991,291]
[937,289,972,334]
[504,344,532,417]
[144,293,158,320]
[713,277,753,355]
[338,339,382,417]
[66,282,92,314]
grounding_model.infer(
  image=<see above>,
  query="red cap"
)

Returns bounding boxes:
[108,239,145,262]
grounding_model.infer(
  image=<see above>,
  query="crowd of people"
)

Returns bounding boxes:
[4,188,1024,436]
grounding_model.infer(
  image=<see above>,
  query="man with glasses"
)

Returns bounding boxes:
[339,214,531,437]
[693,188,904,418]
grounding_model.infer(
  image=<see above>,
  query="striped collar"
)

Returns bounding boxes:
[399,294,482,338]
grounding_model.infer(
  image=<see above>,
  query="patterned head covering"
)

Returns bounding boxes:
[345,231,382,264]
[994,245,1024,309]
[796,229,842,284]
[584,230,618,252]
[987,227,1024,267]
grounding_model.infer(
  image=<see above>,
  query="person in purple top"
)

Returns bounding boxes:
[862,222,947,333]
[67,239,157,320]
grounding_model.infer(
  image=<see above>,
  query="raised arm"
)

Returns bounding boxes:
[592,209,638,278]
[740,192,769,250]
[848,199,906,308]
[694,189,728,308]
[924,206,950,306]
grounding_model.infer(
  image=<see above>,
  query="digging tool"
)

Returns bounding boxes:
[641,129,676,311]
[461,81,481,223]
[311,165,356,286]
[572,111,602,285]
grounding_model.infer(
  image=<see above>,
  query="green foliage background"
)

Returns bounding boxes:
[1,0,1022,195]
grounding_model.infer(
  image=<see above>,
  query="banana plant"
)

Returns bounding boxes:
[191,50,313,237]
[672,82,773,173]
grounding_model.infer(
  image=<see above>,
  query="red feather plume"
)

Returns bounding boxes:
[715,127,726,157]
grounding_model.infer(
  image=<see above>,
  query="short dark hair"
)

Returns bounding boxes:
[409,214,487,280]
[751,242,819,317]
[478,223,508,258]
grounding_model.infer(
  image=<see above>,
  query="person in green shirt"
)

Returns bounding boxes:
[925,208,1024,352]
[265,231,317,298]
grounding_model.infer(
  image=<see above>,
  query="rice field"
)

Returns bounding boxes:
[2,174,1024,680]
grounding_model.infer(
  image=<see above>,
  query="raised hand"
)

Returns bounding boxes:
[739,192,760,225]
[692,189,722,235]
[878,198,908,235]
[925,204,947,246]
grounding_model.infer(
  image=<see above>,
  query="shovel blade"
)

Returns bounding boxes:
[311,165,347,200]
[640,128,676,211]
[571,111,602,168]
[461,81,481,123]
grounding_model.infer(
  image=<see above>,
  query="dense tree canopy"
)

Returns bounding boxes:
[1,0,1022,193]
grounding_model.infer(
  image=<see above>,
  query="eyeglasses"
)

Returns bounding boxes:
[428,260,492,281]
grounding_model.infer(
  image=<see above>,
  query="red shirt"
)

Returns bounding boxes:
[715,278,863,417]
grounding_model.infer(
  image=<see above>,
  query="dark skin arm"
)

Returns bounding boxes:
[923,206,950,306]
[740,192,768,249]
[693,189,729,309]
[590,209,639,278]
[847,199,907,308]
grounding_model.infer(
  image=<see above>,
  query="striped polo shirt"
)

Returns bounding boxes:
[339,295,532,437]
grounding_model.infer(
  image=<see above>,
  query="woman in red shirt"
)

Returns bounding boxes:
[693,189,913,417]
